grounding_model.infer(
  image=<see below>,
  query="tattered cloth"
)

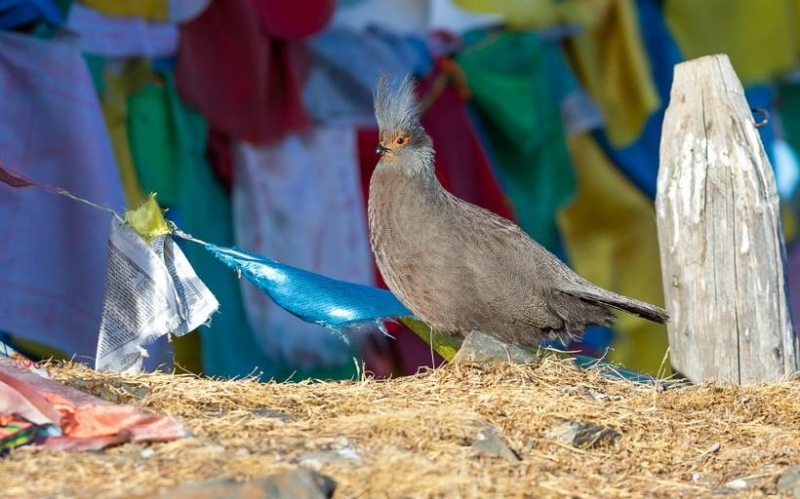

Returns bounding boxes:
[0,356,188,452]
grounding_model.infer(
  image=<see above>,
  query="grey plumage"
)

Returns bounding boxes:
[368,74,668,347]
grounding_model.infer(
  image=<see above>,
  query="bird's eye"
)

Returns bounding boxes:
[395,136,406,145]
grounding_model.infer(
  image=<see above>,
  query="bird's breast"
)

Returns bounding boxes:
[367,168,443,308]
[368,170,421,260]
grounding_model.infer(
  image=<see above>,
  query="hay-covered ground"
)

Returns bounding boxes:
[3,357,800,498]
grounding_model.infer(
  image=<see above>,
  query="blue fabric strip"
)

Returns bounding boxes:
[201,243,413,330]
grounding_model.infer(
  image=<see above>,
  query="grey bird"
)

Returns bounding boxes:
[367,75,668,348]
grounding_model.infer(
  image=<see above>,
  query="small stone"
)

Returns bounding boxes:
[97,386,121,403]
[140,448,155,459]
[156,469,336,499]
[453,331,537,366]
[81,380,151,403]
[586,389,608,401]
[113,381,152,400]
[299,437,361,470]
[777,465,800,498]
[471,424,520,461]
[259,469,336,499]
[695,442,721,461]
[252,407,297,422]
[723,479,749,490]
[546,420,621,449]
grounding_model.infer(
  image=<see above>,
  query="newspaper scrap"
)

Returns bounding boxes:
[95,198,219,373]
[0,164,218,374]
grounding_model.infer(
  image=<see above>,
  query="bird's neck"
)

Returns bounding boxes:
[412,148,436,177]
[376,147,437,180]
[368,148,443,229]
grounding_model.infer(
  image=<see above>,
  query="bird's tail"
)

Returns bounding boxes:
[568,287,668,324]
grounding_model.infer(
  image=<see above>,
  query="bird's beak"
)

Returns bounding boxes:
[375,144,388,156]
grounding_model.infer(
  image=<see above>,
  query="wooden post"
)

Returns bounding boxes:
[656,54,798,384]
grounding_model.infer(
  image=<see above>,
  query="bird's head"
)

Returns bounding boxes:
[373,73,434,170]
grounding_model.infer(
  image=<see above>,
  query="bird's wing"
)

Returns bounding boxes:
[443,194,574,281]
[434,195,575,331]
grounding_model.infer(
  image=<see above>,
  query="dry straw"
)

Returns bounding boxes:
[2,357,800,498]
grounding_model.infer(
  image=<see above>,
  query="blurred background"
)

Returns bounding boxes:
[2,0,800,381]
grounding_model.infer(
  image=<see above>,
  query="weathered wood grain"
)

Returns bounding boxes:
[656,54,797,384]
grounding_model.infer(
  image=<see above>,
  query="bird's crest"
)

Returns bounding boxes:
[374,73,422,134]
